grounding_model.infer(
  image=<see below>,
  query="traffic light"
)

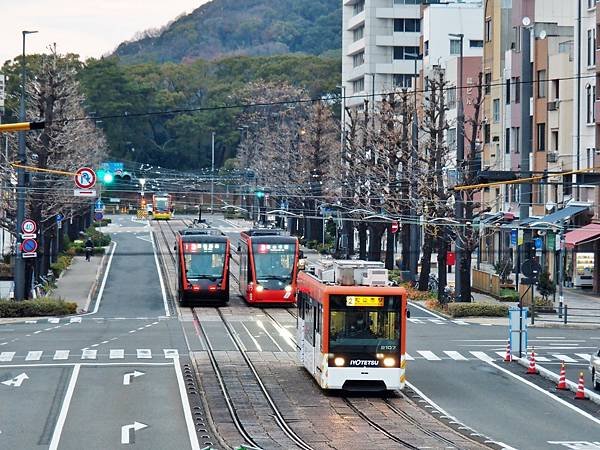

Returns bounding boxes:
[97,168,114,184]
[255,190,265,199]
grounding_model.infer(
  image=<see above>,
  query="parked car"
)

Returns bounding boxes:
[590,348,600,390]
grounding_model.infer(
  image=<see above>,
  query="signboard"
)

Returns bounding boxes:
[510,229,517,247]
[534,237,543,250]
[74,167,96,189]
[509,306,528,357]
[346,296,384,307]
[517,229,524,245]
[109,198,121,203]
[22,252,37,259]
[94,212,104,221]
[21,238,38,253]
[103,162,124,173]
[74,189,97,197]
[94,199,105,212]
[56,213,64,223]
[391,221,399,234]
[21,219,37,234]
[0,74,5,109]
[546,233,556,251]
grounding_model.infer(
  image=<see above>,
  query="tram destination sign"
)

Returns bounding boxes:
[346,296,384,307]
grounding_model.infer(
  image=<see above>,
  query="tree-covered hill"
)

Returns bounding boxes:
[114,0,342,64]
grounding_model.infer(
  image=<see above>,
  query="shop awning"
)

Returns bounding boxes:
[535,205,590,225]
[565,223,600,249]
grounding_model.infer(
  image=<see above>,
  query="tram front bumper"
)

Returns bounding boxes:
[325,367,404,391]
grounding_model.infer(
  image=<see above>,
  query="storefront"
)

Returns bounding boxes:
[565,223,600,291]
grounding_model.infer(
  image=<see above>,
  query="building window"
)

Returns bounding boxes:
[505,79,511,104]
[353,0,364,15]
[551,130,559,151]
[588,0,597,10]
[493,99,500,123]
[586,84,595,123]
[484,72,492,94]
[484,124,490,143]
[447,88,456,109]
[352,77,365,94]
[353,26,364,42]
[537,70,546,98]
[470,40,484,48]
[394,18,420,33]
[513,127,520,153]
[447,128,457,152]
[537,123,546,151]
[424,41,429,56]
[450,39,461,55]
[552,79,559,100]
[485,19,492,42]
[394,0,421,4]
[514,77,520,103]
[393,74,412,88]
[353,52,365,68]
[505,128,510,154]
[394,46,420,60]
[587,148,594,168]
[588,28,597,66]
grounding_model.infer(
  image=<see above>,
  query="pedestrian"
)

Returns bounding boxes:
[84,237,94,262]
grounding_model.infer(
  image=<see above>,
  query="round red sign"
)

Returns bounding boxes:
[74,167,97,189]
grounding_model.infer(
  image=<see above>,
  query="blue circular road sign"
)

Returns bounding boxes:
[21,238,38,253]
[94,212,104,221]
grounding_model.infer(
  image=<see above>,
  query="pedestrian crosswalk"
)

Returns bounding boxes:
[407,317,476,326]
[405,350,593,363]
[0,349,180,364]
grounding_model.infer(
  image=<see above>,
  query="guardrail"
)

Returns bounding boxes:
[531,303,600,325]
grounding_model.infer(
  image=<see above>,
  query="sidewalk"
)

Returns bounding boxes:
[53,254,104,313]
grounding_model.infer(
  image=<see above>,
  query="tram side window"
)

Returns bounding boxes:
[298,292,307,319]
[304,300,315,345]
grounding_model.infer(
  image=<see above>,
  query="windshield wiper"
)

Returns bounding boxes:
[258,275,290,281]
[189,274,220,280]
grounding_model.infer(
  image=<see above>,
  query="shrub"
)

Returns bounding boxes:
[0,298,77,317]
[498,288,519,302]
[85,226,111,247]
[316,243,333,254]
[447,302,509,318]
[537,270,555,300]
[533,295,554,311]
[494,258,513,284]
[92,218,112,227]
[306,240,319,250]
[401,283,437,302]
[49,254,74,278]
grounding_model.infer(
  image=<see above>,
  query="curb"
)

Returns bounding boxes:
[514,357,600,405]
[529,322,600,330]
[82,243,112,313]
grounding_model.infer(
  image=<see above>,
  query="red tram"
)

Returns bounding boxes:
[175,229,230,304]
[297,260,407,391]
[237,229,299,304]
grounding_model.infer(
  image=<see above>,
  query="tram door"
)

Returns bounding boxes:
[303,297,317,375]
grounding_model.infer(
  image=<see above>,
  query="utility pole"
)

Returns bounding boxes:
[576,0,582,200]
[210,131,215,216]
[409,56,420,281]
[15,30,38,301]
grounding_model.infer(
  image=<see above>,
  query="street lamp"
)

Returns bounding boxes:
[14,30,38,301]
[210,131,215,216]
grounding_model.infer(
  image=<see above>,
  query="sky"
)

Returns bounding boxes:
[0,0,211,65]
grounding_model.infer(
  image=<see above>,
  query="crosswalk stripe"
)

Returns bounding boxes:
[452,320,469,325]
[408,318,424,323]
[164,349,179,359]
[25,320,37,324]
[25,351,43,361]
[575,353,591,362]
[69,317,82,323]
[405,353,414,361]
[54,350,69,360]
[551,354,577,363]
[0,352,15,362]
[110,349,124,359]
[82,349,97,360]
[535,356,551,362]
[429,319,446,324]
[137,349,152,359]
[495,351,508,359]
[417,350,441,361]
[444,351,468,361]
[470,351,494,362]
[48,318,59,324]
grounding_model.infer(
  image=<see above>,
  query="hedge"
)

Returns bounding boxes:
[446,302,509,318]
[85,226,111,247]
[0,298,77,317]
[50,254,74,278]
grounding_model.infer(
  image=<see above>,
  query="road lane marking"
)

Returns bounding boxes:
[25,320,37,324]
[69,317,81,323]
[444,351,468,361]
[164,349,179,359]
[408,301,447,320]
[48,318,59,324]
[417,351,441,361]
[54,350,69,360]
[240,322,262,352]
[81,349,97,360]
[256,320,283,352]
[535,356,551,362]
[552,354,577,363]
[25,351,43,361]
[110,349,125,359]
[470,351,495,362]
[1,372,29,387]
[150,229,171,317]
[452,320,469,325]
[121,421,148,444]
[405,353,414,361]
[576,353,591,361]
[123,370,145,385]
[49,364,81,450]
[173,358,201,450]
[89,241,117,315]
[488,359,600,426]
[408,318,424,323]
[137,349,152,359]
[0,352,15,362]
[428,319,446,324]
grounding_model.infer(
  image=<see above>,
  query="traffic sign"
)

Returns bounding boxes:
[22,252,37,259]
[56,213,64,223]
[94,199,104,211]
[74,189,97,197]
[21,219,37,234]
[21,238,38,253]
[74,167,96,189]
[94,212,104,221]
[391,221,399,234]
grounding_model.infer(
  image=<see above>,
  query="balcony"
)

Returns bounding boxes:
[376,33,419,48]
[376,60,419,74]
[347,39,365,56]
[376,6,420,20]
[348,11,365,30]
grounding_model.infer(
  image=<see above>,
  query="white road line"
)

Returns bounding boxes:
[551,354,577,363]
[33,330,42,334]
[48,364,81,450]
[405,353,414,361]
[25,351,43,361]
[150,229,170,317]
[137,349,152,359]
[69,317,81,323]
[240,322,262,352]
[48,318,59,324]
[407,318,424,323]
[25,320,37,324]
[428,319,447,324]
[535,356,551,362]
[110,349,125,359]
[173,357,201,450]
[488,359,600,426]
[164,349,179,359]
[452,320,469,325]
[0,352,15,362]
[89,241,117,315]
[417,350,441,361]
[256,320,283,352]
[54,350,69,360]
[495,351,508,359]
[470,351,495,362]
[576,353,591,361]
[81,349,97,360]
[444,351,468,361]
[408,301,447,320]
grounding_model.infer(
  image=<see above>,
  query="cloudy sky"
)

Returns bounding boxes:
[1,0,211,65]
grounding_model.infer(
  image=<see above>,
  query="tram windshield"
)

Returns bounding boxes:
[252,243,295,284]
[183,242,226,280]
[329,295,400,353]
[155,198,169,211]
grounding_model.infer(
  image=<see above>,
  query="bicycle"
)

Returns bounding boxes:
[415,274,438,292]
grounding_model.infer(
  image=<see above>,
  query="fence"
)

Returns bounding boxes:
[532,304,600,325]
[472,269,501,297]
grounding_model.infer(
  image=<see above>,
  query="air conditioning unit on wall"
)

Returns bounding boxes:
[547,100,559,111]
[547,152,558,163]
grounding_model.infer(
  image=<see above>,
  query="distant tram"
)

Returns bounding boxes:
[152,193,173,220]
[297,260,407,391]
[175,229,230,303]
[237,229,299,304]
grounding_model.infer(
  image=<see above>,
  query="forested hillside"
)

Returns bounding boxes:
[114,0,341,64]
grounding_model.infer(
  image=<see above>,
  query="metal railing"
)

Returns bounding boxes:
[531,303,600,325]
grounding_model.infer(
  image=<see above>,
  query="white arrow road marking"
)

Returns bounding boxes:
[1,373,29,387]
[121,421,148,444]
[123,370,145,385]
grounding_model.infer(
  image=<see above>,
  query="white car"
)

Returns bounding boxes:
[590,348,600,390]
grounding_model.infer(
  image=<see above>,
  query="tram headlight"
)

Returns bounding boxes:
[284,285,292,292]
[383,357,396,367]
[255,284,264,293]
[334,357,345,367]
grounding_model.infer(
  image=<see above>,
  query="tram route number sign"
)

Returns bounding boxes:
[346,296,384,307]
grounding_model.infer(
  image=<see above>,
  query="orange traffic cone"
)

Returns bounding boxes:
[504,339,512,362]
[527,347,538,374]
[575,372,586,400]
[557,361,567,390]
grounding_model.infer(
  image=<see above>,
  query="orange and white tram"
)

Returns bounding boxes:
[297,260,407,391]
